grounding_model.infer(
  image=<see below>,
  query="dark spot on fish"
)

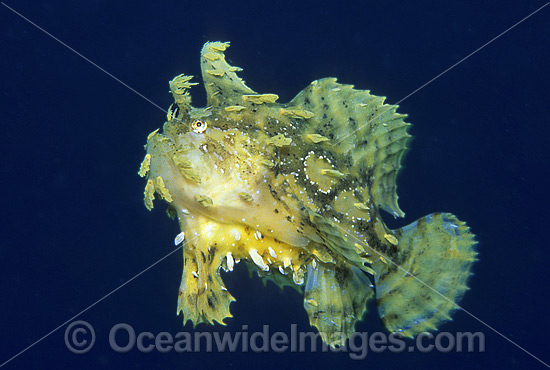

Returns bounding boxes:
[208,246,216,262]
[334,265,350,284]
[356,219,370,233]
[268,184,281,201]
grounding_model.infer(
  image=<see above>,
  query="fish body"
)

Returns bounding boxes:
[139,41,477,345]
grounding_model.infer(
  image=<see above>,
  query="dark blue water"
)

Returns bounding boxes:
[1,1,549,369]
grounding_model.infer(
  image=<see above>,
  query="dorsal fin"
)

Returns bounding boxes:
[200,41,257,107]
[289,78,412,217]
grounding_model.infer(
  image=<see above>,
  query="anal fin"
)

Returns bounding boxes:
[304,263,375,346]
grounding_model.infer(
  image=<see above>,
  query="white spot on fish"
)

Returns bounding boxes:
[174,232,185,246]
[292,269,304,285]
[249,249,269,271]
[226,252,234,271]
[254,230,262,240]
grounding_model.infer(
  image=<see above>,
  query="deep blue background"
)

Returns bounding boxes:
[1,1,549,369]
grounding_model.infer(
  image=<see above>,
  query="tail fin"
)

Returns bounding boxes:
[375,213,477,337]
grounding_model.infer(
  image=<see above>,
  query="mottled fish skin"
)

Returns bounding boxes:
[139,41,477,344]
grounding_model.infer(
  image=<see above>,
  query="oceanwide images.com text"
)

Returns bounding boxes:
[65,321,485,360]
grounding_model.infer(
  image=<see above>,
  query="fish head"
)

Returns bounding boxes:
[143,110,311,248]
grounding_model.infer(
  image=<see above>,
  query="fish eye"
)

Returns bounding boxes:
[192,120,207,133]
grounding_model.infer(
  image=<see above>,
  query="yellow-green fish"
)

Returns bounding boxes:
[139,41,477,346]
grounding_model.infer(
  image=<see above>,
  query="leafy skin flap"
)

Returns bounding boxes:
[200,42,256,107]
[373,213,477,337]
[290,78,412,217]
